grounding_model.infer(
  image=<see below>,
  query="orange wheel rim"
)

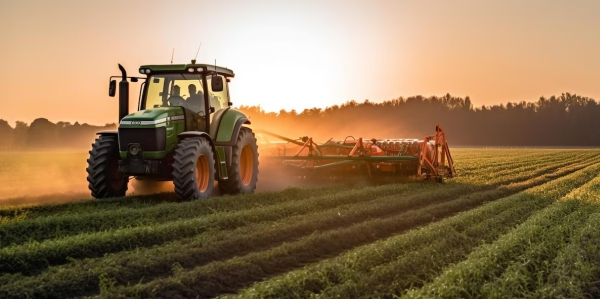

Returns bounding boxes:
[240,144,254,186]
[196,154,210,192]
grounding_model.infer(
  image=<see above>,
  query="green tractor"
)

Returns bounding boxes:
[86,62,259,200]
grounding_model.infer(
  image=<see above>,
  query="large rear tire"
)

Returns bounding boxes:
[219,127,259,194]
[86,136,129,198]
[172,137,215,200]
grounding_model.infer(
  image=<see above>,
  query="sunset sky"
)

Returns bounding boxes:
[2,0,600,126]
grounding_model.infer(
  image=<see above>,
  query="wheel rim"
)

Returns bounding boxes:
[240,144,254,186]
[196,154,210,192]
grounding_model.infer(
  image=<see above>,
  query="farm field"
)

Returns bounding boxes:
[1,149,600,298]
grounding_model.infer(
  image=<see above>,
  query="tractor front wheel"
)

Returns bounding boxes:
[219,127,259,194]
[86,136,129,198]
[172,137,215,200]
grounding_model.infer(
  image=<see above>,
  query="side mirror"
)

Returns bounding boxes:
[109,80,116,97]
[211,75,224,92]
[131,77,138,83]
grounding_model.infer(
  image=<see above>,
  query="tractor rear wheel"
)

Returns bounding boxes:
[87,136,129,198]
[172,137,215,200]
[219,127,259,194]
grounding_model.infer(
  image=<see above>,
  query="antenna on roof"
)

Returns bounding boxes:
[192,42,202,64]
[171,48,176,64]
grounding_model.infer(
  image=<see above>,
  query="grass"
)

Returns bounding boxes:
[231,162,600,299]
[4,156,586,298]
[1,149,600,299]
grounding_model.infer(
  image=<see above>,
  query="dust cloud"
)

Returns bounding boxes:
[0,151,337,207]
[249,117,428,145]
[0,155,91,206]
[0,122,416,207]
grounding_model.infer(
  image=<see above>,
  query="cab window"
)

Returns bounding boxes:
[207,75,229,110]
[143,74,206,114]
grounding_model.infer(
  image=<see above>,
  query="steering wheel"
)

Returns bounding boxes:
[168,96,189,109]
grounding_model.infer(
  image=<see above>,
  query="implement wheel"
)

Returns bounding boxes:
[86,136,129,198]
[172,137,215,200]
[219,127,259,194]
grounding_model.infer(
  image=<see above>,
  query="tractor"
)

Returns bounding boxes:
[86,62,259,200]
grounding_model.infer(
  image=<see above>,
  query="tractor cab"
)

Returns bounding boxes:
[134,63,234,132]
[139,64,232,111]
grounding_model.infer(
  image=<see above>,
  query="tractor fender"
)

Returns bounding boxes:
[177,131,215,148]
[210,109,251,174]
[212,109,251,146]
[209,108,229,139]
[96,131,118,137]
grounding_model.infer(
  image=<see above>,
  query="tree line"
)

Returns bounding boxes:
[0,119,116,151]
[239,92,600,147]
[1,92,598,150]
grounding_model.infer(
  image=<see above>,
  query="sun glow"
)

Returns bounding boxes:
[2,0,600,126]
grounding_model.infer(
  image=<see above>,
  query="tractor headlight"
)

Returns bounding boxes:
[196,67,203,72]
[139,68,145,74]
[188,68,195,73]
[129,144,140,155]
[145,69,151,74]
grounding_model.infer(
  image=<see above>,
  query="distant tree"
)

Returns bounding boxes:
[0,119,13,150]
[28,118,58,148]
[12,121,29,149]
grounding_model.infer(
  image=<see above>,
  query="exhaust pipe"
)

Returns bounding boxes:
[118,64,129,121]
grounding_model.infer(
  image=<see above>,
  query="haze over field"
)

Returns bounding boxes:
[1,1,600,205]
[2,0,600,126]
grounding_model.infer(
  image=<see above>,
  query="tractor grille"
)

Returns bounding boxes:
[119,128,166,152]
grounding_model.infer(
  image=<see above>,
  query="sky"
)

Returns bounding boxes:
[1,0,600,126]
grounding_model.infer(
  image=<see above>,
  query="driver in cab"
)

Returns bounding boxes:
[186,84,205,115]
[167,85,184,106]
[167,84,205,115]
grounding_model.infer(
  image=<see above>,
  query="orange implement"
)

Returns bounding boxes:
[256,125,456,182]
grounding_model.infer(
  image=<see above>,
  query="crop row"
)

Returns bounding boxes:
[0,183,350,226]
[455,150,571,172]
[94,160,600,298]
[0,149,587,231]
[0,184,367,247]
[0,155,596,297]
[533,214,600,298]
[452,149,575,165]
[0,156,589,298]
[0,149,574,223]
[0,179,448,273]
[457,149,568,168]
[226,162,600,299]
[451,148,547,160]
[404,174,600,298]
[0,150,594,276]
[451,151,597,188]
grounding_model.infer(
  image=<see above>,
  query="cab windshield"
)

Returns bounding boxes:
[143,73,229,114]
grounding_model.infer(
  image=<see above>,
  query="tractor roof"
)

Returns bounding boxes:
[140,63,235,77]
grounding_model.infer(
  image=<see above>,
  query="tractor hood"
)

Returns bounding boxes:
[119,107,184,126]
